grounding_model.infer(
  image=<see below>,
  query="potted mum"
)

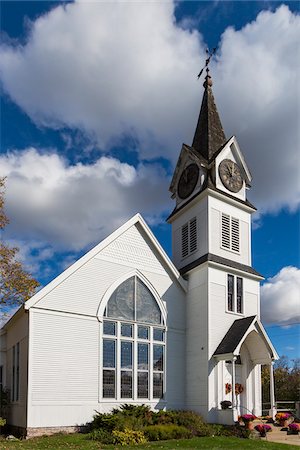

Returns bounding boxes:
[241,414,257,430]
[275,412,291,428]
[255,424,272,437]
[220,400,232,410]
[288,423,300,435]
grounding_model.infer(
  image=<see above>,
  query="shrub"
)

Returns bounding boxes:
[0,417,6,428]
[90,411,119,431]
[170,410,213,437]
[88,428,115,444]
[144,424,192,441]
[112,428,147,446]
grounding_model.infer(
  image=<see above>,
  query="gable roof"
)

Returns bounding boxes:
[24,214,187,310]
[213,315,278,361]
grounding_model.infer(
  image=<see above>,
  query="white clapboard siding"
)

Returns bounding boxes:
[30,310,99,402]
[35,259,131,316]
[96,224,166,275]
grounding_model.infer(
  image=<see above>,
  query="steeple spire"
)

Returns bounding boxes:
[192,68,226,161]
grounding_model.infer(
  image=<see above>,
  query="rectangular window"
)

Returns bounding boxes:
[181,217,197,258]
[153,373,163,398]
[103,339,116,398]
[227,275,234,312]
[227,275,243,314]
[138,372,148,398]
[221,213,240,253]
[12,343,20,402]
[236,277,243,313]
[121,371,133,398]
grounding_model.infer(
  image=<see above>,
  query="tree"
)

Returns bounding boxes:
[0,178,39,311]
[262,356,300,404]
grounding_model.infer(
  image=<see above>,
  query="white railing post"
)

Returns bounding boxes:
[232,356,238,421]
[269,361,277,419]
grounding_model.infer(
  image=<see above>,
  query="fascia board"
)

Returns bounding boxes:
[255,319,279,360]
[25,213,187,310]
[231,137,252,183]
[207,188,256,213]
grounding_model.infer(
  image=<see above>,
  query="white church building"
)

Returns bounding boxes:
[0,71,278,437]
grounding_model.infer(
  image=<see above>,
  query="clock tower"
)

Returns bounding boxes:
[167,69,271,421]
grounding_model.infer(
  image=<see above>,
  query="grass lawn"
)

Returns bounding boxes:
[0,434,298,450]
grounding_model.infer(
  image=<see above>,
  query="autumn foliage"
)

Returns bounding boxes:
[0,177,39,308]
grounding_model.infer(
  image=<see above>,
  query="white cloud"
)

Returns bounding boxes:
[261,266,300,325]
[0,148,171,250]
[0,2,299,218]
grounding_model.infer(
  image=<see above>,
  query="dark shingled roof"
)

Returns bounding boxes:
[180,253,263,278]
[213,316,256,356]
[192,77,226,161]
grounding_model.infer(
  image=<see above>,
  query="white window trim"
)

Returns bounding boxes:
[226,274,244,316]
[99,274,166,403]
[220,213,240,254]
[100,320,166,402]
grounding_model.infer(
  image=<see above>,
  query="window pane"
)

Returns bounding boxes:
[121,341,133,369]
[136,278,161,324]
[121,323,133,337]
[138,326,149,340]
[153,373,163,398]
[103,321,116,336]
[103,340,115,368]
[106,277,135,321]
[153,345,164,371]
[153,328,164,342]
[138,343,148,370]
[227,275,234,311]
[138,372,148,398]
[237,277,243,313]
[103,370,115,398]
[121,371,132,398]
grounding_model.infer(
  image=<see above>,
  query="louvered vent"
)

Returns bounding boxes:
[221,214,230,249]
[181,218,197,258]
[231,218,240,252]
[181,223,189,258]
[189,217,197,253]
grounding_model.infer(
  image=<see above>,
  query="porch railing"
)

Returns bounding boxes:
[262,401,300,417]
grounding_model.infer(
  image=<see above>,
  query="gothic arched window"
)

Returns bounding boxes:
[102,276,165,400]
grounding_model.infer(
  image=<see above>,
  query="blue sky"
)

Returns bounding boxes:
[0,0,299,361]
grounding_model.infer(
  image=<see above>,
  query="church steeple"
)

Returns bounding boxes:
[192,69,226,161]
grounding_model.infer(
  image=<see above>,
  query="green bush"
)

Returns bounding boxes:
[0,417,6,427]
[90,411,119,431]
[144,424,192,441]
[88,428,115,444]
[112,428,147,446]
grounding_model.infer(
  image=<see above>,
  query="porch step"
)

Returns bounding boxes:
[255,422,300,447]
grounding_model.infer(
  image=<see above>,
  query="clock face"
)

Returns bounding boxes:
[218,159,243,193]
[177,163,199,199]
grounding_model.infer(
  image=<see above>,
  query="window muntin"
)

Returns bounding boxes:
[181,217,198,258]
[227,275,243,314]
[221,213,240,253]
[102,276,165,401]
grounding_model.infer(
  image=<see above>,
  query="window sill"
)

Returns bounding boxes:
[225,310,244,317]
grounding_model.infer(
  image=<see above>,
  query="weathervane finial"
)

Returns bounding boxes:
[197,47,217,84]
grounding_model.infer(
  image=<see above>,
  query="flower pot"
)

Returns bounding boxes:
[280,420,288,428]
[245,421,254,430]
